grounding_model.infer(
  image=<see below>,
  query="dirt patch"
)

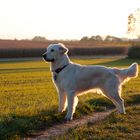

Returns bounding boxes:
[25,109,114,140]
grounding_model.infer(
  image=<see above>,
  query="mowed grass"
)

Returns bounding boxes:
[56,105,140,140]
[0,57,140,139]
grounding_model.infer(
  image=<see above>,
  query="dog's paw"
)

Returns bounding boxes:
[64,114,73,121]
[58,109,63,113]
[58,108,65,113]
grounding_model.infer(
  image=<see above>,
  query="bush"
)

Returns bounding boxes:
[69,47,128,56]
[128,43,140,59]
[0,48,45,58]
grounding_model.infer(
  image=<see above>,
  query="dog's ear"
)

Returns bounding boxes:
[58,43,68,54]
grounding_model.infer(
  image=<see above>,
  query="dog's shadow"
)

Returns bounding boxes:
[2,94,140,139]
[0,105,66,139]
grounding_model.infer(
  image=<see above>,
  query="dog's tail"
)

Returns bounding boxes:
[113,63,138,83]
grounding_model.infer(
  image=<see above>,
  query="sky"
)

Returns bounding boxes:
[0,0,140,40]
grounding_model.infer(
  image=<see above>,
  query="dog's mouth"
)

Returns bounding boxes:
[42,53,55,62]
[43,56,55,62]
[44,58,55,62]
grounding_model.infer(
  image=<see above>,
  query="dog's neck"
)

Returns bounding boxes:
[50,54,70,72]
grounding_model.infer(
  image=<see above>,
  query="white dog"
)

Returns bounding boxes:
[43,43,138,121]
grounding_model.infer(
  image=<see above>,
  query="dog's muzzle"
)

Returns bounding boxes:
[42,54,54,62]
[42,53,47,60]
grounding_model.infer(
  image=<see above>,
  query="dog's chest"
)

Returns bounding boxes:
[53,73,58,81]
[52,72,62,82]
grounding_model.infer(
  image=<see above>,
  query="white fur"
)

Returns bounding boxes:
[43,43,139,121]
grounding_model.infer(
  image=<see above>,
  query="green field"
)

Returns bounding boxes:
[57,105,140,140]
[0,57,140,139]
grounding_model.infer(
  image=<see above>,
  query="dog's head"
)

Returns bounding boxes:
[42,43,68,62]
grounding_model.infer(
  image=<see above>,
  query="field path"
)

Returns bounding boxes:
[26,109,114,140]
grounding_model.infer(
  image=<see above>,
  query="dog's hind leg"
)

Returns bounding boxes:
[102,84,126,114]
[110,94,125,114]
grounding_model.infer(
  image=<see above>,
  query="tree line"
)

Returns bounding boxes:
[80,35,122,42]
[31,35,123,42]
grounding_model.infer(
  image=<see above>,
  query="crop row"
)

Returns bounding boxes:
[0,40,129,58]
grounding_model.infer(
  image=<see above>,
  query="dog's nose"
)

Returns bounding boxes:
[42,53,47,59]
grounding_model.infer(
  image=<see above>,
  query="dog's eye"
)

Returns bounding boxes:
[51,49,54,52]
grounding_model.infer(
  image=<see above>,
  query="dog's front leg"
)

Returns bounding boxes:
[58,90,67,113]
[65,91,77,121]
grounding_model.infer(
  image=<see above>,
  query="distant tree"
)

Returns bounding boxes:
[32,36,47,42]
[104,35,122,42]
[80,36,89,41]
[95,35,103,41]
[88,36,96,41]
[88,35,103,41]
[127,8,140,38]
[14,38,18,41]
[80,35,103,41]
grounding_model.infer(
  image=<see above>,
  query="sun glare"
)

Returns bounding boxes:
[0,0,140,39]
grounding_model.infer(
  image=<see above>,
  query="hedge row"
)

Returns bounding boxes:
[0,47,128,58]
[68,47,128,56]
[128,43,140,59]
[0,48,45,58]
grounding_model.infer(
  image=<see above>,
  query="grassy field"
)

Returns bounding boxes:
[56,105,140,140]
[0,57,140,139]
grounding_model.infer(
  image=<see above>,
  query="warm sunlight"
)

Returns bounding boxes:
[0,0,140,40]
